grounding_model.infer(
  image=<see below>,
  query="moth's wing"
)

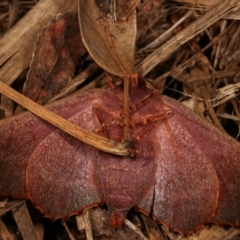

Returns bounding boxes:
[137,96,227,234]
[0,90,106,218]
[160,96,240,226]
[25,123,100,219]
[0,112,49,199]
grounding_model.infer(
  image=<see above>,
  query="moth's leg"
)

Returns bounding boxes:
[130,111,171,127]
[129,111,171,153]
[93,104,123,141]
[129,74,160,113]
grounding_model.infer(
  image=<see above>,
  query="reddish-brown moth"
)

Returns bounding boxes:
[0,0,240,236]
[1,75,240,235]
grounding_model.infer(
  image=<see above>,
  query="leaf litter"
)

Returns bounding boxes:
[1,0,240,239]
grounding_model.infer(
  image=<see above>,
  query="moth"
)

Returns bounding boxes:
[1,74,240,234]
[0,0,240,236]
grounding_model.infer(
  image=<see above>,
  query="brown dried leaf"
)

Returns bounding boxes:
[0,200,25,216]
[23,11,86,105]
[12,202,39,240]
[0,219,17,240]
[0,0,78,86]
[78,0,137,77]
[141,214,165,240]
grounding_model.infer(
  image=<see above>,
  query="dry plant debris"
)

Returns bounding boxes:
[0,0,39,36]
[1,0,240,239]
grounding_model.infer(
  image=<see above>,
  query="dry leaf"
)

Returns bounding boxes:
[12,202,39,240]
[78,0,137,77]
[24,11,86,105]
